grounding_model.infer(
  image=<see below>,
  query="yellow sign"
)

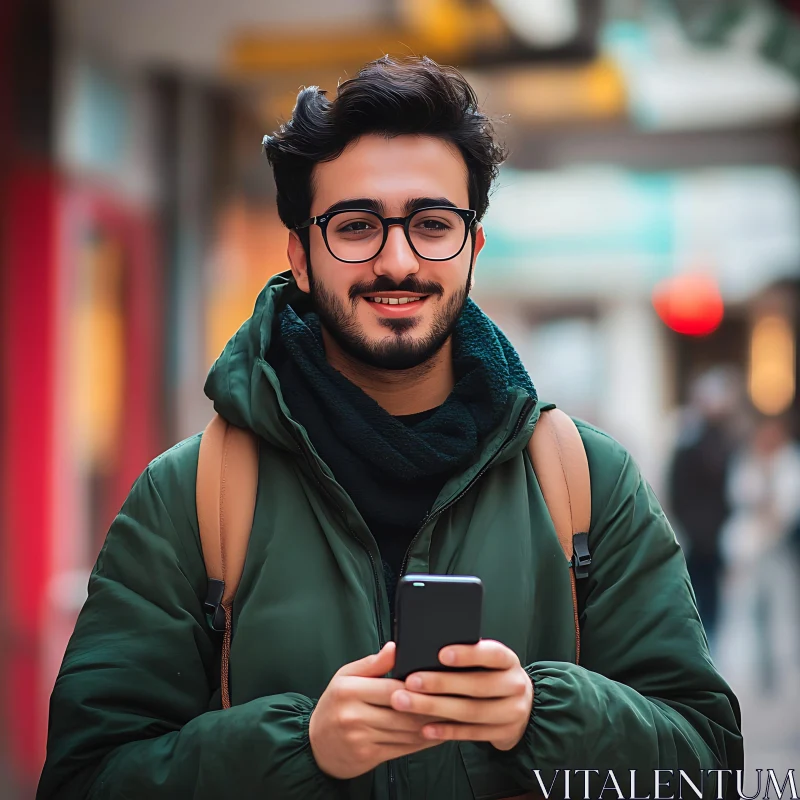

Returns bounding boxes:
[229,0,516,74]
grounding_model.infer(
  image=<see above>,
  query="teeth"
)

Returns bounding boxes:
[366,296,423,305]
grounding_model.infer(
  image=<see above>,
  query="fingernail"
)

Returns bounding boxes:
[406,675,422,690]
[394,691,411,710]
[424,726,441,739]
[440,649,455,665]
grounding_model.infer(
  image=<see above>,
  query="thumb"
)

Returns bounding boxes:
[338,641,396,678]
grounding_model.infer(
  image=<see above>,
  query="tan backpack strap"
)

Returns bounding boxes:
[196,413,259,708]
[528,408,591,663]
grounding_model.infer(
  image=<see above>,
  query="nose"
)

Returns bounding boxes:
[372,223,419,282]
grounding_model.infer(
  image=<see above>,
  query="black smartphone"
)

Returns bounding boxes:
[392,574,483,681]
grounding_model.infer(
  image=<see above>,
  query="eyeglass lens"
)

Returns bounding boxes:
[325,209,466,262]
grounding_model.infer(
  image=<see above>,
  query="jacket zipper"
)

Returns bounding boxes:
[286,425,397,797]
[285,425,387,647]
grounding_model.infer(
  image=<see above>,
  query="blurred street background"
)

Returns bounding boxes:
[2,0,800,796]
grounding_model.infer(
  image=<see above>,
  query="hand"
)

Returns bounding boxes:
[309,642,445,780]
[389,639,534,751]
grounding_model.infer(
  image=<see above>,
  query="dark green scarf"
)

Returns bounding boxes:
[276,298,537,481]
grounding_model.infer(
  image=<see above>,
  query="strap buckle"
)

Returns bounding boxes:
[571,532,591,579]
[204,578,226,631]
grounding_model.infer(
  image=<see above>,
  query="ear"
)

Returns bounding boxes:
[469,223,486,291]
[287,230,311,294]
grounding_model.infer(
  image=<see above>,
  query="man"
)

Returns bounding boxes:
[667,368,740,644]
[39,56,742,800]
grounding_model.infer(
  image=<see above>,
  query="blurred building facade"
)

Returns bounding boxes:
[2,0,800,796]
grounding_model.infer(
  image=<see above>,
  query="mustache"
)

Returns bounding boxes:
[348,277,444,302]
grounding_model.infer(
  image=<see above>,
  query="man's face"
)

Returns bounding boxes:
[288,134,485,370]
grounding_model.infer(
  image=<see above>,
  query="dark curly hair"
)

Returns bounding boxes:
[262,55,507,239]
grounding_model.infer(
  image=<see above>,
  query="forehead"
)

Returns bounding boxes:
[310,134,470,214]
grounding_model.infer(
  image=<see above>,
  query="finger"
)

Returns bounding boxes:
[420,722,513,743]
[338,642,396,678]
[360,705,445,734]
[339,675,407,707]
[404,669,520,698]
[438,639,519,671]
[391,690,521,725]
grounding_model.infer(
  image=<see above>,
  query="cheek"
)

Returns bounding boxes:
[435,262,470,297]
[314,262,370,306]
[309,248,343,288]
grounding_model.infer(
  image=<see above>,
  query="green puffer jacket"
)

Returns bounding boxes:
[38,274,742,800]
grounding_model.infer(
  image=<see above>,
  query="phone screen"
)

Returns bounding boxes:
[392,574,483,680]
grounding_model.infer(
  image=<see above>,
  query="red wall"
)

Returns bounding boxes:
[2,164,59,784]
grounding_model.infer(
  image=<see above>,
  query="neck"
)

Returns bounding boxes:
[320,329,455,416]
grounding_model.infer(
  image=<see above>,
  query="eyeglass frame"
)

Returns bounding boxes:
[293,205,478,264]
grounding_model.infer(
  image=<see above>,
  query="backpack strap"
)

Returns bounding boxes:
[528,408,592,664]
[196,414,259,709]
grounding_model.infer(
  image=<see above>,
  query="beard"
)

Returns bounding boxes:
[308,266,472,371]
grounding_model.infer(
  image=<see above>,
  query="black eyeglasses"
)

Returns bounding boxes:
[293,206,477,263]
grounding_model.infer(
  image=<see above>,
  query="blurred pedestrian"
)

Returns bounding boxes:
[720,414,800,692]
[667,367,741,646]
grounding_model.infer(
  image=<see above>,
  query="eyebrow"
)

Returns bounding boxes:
[322,198,384,216]
[407,197,457,213]
[321,197,458,216]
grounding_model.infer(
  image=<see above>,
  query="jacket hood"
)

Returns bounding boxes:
[204,271,540,458]
[204,271,301,451]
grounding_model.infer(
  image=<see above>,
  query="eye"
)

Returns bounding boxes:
[331,213,382,237]
[412,214,455,236]
[418,219,450,230]
[339,220,374,233]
